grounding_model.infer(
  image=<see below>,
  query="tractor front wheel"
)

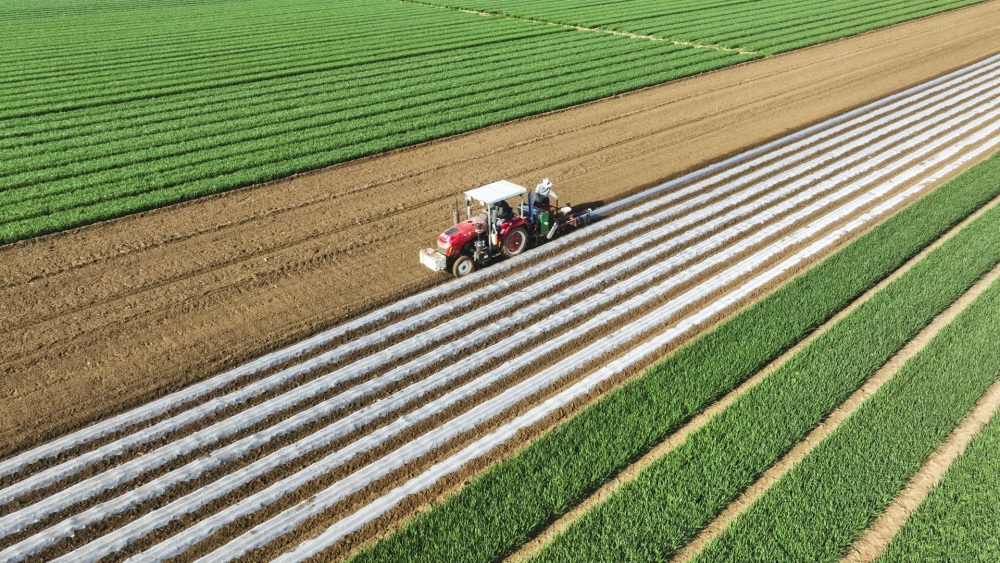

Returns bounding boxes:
[502,227,529,258]
[452,255,475,277]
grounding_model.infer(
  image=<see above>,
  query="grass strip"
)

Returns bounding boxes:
[880,391,1000,561]
[532,154,1000,562]
[352,159,1000,561]
[695,258,1000,561]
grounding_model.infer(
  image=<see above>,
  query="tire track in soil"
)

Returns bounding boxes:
[2,2,998,456]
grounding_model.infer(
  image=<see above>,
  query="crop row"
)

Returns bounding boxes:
[3,1,381,61]
[2,7,462,77]
[0,46,728,209]
[425,0,983,54]
[0,33,693,179]
[881,393,1000,561]
[697,236,1000,560]
[2,11,510,102]
[1,13,548,117]
[0,27,568,144]
[351,146,1000,562]
[2,0,983,244]
[0,54,742,242]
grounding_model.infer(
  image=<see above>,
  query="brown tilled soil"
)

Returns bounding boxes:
[1,1,999,456]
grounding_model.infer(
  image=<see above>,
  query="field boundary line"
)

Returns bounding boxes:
[672,214,1000,562]
[399,0,761,56]
[842,379,1000,562]
[505,185,1000,563]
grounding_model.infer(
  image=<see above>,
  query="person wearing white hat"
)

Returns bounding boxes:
[535,178,558,206]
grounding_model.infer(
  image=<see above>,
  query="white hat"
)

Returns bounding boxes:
[541,178,552,189]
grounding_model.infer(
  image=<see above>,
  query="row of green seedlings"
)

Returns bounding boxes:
[693,230,1000,561]
[0,0,241,23]
[881,387,1000,561]
[0,7,540,116]
[3,0,380,67]
[2,0,983,115]
[0,41,730,211]
[2,7,516,100]
[0,49,741,244]
[351,150,1000,562]
[421,0,982,54]
[0,29,678,173]
[0,22,564,142]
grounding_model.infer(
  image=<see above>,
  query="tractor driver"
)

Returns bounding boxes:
[491,199,513,222]
[535,178,558,206]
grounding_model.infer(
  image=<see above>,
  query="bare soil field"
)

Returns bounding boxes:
[1,0,999,459]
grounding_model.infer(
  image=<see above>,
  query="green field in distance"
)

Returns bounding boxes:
[0,0,982,244]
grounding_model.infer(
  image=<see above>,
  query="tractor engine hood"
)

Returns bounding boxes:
[437,216,485,256]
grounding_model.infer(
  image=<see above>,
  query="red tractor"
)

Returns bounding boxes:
[420,180,592,277]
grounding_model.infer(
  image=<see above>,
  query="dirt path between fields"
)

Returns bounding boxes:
[1,1,999,455]
[843,376,1000,562]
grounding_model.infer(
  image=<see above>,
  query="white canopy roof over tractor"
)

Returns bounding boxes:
[463,180,527,205]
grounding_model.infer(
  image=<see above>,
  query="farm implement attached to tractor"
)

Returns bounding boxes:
[420,180,593,277]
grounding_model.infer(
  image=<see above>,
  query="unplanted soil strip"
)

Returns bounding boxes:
[843,382,1000,562]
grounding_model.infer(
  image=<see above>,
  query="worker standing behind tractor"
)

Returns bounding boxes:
[535,178,557,205]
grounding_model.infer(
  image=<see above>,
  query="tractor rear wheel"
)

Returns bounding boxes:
[502,227,529,258]
[452,255,475,277]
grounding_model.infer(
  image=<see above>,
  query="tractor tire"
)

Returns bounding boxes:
[452,255,475,277]
[502,226,529,258]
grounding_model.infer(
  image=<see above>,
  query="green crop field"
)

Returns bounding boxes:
[0,0,983,244]
[697,257,1000,561]
[881,399,1000,562]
